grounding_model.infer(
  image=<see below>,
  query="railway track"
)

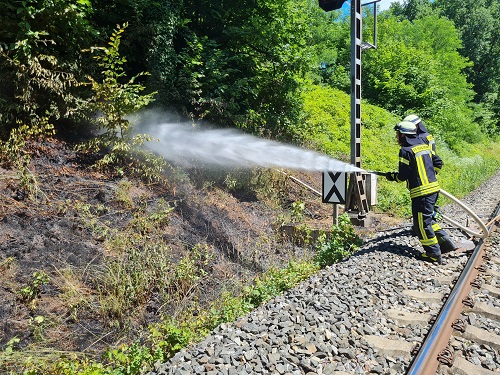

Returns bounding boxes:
[434,227,500,375]
[149,171,500,375]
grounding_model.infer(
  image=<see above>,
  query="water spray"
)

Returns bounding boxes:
[132,110,363,174]
[130,109,488,239]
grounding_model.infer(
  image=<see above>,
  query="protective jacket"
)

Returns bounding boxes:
[394,135,442,198]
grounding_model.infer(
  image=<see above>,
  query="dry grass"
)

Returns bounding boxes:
[0,139,341,373]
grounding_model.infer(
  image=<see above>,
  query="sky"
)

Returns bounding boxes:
[340,0,402,12]
[377,0,402,11]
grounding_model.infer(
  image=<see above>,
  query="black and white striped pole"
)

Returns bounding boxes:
[345,0,369,220]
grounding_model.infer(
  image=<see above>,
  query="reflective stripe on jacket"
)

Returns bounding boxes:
[419,131,437,155]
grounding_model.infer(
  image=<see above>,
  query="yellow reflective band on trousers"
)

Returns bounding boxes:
[418,212,438,246]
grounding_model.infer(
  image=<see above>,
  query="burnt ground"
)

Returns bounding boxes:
[0,137,395,369]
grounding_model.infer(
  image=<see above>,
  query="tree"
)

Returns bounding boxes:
[89,0,182,101]
[390,0,434,21]
[162,0,314,139]
[361,14,482,146]
[304,3,351,92]
[435,0,500,132]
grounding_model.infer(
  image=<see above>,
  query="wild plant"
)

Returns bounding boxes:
[315,213,362,267]
[0,118,55,200]
[18,271,50,310]
[77,23,166,183]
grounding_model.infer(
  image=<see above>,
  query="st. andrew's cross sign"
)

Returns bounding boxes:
[322,172,347,204]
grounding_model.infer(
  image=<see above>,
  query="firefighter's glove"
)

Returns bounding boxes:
[385,172,398,182]
[433,206,443,221]
[432,211,443,221]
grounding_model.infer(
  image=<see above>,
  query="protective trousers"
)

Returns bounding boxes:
[412,192,441,257]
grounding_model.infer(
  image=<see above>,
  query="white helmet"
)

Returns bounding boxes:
[403,114,421,125]
[394,121,417,135]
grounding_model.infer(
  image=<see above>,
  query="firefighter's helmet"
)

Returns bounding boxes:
[403,114,421,125]
[394,121,417,135]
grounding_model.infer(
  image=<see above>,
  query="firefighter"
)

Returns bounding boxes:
[403,114,460,254]
[386,121,449,264]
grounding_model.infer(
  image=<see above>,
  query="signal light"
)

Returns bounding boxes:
[318,0,347,11]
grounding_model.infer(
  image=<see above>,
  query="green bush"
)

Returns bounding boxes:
[242,261,320,308]
[315,213,362,267]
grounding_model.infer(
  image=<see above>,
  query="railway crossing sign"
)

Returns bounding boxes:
[322,172,347,204]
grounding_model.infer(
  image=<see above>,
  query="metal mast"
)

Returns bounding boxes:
[345,0,369,220]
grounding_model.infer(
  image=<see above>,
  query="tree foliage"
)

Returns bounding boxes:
[303,4,351,91]
[0,0,498,153]
[88,0,182,100]
[434,0,500,132]
[390,0,435,20]
[361,13,482,146]
[163,0,314,139]
[389,0,500,133]
[0,0,93,132]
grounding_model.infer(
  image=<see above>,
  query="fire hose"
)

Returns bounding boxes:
[438,189,489,238]
[369,171,489,239]
[278,169,490,239]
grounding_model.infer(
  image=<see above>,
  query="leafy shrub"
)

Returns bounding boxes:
[315,213,362,267]
[148,319,192,361]
[300,85,351,158]
[242,260,319,308]
[0,7,83,131]
[0,118,55,199]
[77,24,165,183]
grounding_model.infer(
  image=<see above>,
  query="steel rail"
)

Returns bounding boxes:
[406,203,500,375]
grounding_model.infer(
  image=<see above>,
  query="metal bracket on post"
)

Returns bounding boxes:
[346,172,368,218]
[360,0,379,51]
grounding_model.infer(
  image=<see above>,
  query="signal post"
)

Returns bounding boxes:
[319,0,380,226]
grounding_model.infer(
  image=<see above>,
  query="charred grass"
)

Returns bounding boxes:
[0,138,338,373]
